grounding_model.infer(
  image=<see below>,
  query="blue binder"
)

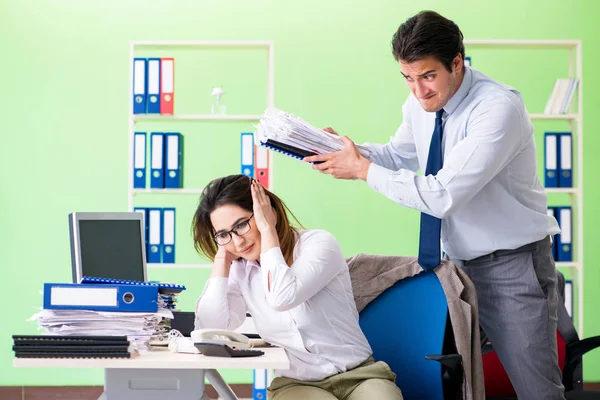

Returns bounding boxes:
[146,58,161,114]
[259,139,321,163]
[147,208,163,263]
[253,369,267,400]
[132,58,147,114]
[559,132,573,187]
[162,208,176,263]
[544,132,559,188]
[556,206,572,262]
[150,133,165,189]
[134,207,149,252]
[547,207,558,261]
[241,132,255,178]
[164,132,183,189]
[43,283,158,312]
[81,276,186,293]
[133,132,147,188]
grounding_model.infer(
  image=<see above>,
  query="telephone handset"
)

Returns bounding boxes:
[191,329,252,350]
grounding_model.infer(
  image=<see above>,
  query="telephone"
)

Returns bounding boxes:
[191,329,252,350]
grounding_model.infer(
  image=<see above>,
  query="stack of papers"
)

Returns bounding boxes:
[28,308,174,352]
[254,107,371,161]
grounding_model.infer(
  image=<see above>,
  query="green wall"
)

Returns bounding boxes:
[1,0,599,386]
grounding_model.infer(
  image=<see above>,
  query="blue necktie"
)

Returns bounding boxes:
[418,109,444,271]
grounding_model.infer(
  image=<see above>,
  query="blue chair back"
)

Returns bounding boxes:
[359,270,448,400]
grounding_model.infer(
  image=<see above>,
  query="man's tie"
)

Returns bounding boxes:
[418,109,444,271]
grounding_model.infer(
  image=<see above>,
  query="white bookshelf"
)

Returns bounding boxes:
[133,114,263,122]
[128,40,275,269]
[464,39,584,335]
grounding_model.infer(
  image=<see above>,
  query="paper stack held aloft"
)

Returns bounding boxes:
[254,107,371,162]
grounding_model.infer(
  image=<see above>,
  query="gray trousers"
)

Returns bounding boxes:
[450,236,566,400]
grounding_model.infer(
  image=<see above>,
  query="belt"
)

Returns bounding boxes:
[462,236,551,265]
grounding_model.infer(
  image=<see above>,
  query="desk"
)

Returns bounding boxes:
[13,347,289,400]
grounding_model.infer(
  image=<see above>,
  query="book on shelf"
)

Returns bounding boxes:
[544,78,578,115]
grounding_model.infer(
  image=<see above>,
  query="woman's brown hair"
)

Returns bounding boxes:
[192,174,302,265]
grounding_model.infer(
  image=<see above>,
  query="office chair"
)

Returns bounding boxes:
[482,270,600,400]
[358,270,463,400]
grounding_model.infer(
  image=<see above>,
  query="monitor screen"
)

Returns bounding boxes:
[69,212,147,283]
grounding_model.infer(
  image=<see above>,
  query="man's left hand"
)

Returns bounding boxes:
[304,136,371,181]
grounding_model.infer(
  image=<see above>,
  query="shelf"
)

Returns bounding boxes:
[464,39,580,48]
[133,114,262,122]
[133,189,204,195]
[147,263,212,269]
[530,114,579,120]
[556,262,581,270]
[132,40,273,48]
[545,188,580,195]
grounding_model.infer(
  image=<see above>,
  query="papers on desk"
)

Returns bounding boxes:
[254,107,372,162]
[28,308,174,352]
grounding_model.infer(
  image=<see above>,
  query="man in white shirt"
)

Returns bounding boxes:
[305,10,565,400]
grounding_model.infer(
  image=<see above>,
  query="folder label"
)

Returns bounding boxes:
[162,208,175,263]
[241,133,255,178]
[560,133,573,187]
[151,133,165,188]
[165,133,183,188]
[147,58,161,113]
[52,287,117,307]
[160,58,174,114]
[255,145,269,188]
[133,132,146,188]
[148,208,162,263]
[544,133,558,188]
[133,58,147,114]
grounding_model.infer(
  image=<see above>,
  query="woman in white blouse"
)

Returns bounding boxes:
[192,174,403,400]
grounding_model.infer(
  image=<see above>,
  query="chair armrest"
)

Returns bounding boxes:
[425,353,462,371]
[566,336,600,365]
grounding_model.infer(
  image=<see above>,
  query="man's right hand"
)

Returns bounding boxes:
[212,245,235,278]
[323,127,339,136]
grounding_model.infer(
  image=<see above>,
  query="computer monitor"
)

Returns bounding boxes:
[69,212,147,283]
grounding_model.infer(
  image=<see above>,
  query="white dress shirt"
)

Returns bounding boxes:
[365,66,560,261]
[195,229,372,381]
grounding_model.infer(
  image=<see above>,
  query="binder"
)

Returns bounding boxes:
[556,206,572,261]
[150,133,165,188]
[254,144,270,188]
[241,132,255,178]
[81,276,186,293]
[162,207,176,263]
[165,132,183,188]
[547,207,557,261]
[43,283,159,313]
[160,57,174,115]
[564,279,573,318]
[544,132,559,188]
[559,132,573,187]
[133,132,147,188]
[146,58,161,114]
[147,208,162,263]
[132,58,147,114]
[134,207,149,251]
[253,369,267,400]
[259,139,321,163]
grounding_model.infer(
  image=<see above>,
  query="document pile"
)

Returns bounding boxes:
[254,107,372,162]
[27,279,186,353]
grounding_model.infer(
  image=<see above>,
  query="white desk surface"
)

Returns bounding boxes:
[13,346,289,370]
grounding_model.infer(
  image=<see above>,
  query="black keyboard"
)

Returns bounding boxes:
[194,343,264,357]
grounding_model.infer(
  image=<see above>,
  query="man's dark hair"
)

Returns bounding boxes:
[391,11,465,72]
